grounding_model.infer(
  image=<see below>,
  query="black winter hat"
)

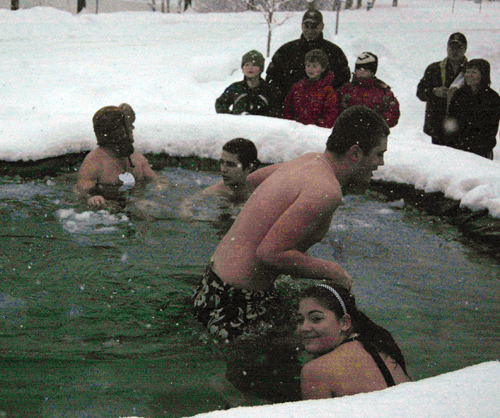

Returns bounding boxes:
[241,50,265,71]
[302,9,323,25]
[355,52,378,75]
[448,32,467,47]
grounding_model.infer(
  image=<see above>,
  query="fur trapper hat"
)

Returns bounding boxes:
[92,106,126,146]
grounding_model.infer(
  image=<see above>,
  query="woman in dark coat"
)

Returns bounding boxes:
[445,59,500,159]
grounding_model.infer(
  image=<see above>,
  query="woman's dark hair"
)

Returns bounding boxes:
[326,106,390,155]
[222,138,261,171]
[299,285,408,375]
[466,58,491,87]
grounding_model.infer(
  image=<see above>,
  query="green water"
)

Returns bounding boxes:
[1,168,499,417]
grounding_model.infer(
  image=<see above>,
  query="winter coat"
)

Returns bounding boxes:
[283,71,340,129]
[339,76,400,127]
[445,85,500,158]
[265,34,350,106]
[416,58,467,144]
[215,78,279,117]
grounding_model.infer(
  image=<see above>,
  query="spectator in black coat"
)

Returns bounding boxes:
[265,9,350,111]
[416,32,468,145]
[215,50,279,117]
[445,59,500,160]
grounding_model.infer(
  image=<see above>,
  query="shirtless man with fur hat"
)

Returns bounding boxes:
[75,104,158,210]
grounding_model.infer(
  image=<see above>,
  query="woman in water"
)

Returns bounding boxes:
[296,284,411,399]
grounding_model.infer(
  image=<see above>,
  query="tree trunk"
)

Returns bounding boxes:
[306,0,316,11]
[77,0,86,13]
[345,0,353,9]
[357,0,362,8]
[11,0,19,10]
[392,0,398,6]
[266,10,273,58]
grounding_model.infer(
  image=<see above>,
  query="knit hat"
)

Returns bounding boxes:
[355,52,378,75]
[448,32,467,47]
[302,9,323,25]
[241,50,265,71]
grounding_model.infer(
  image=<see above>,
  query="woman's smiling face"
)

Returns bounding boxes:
[297,297,345,357]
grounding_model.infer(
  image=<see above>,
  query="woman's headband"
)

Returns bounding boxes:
[315,284,347,317]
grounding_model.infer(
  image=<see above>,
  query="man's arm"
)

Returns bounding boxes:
[328,46,351,89]
[75,155,105,206]
[134,153,159,183]
[265,44,291,103]
[215,85,235,114]
[254,187,352,289]
[417,63,441,102]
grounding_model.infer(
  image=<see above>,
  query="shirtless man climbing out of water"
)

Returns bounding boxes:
[192,105,390,342]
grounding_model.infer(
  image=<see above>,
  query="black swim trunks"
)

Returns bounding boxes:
[192,264,302,403]
[192,264,281,342]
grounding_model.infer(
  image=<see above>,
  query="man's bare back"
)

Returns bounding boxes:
[211,152,350,291]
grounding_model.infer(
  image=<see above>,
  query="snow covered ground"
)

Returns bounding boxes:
[1,1,500,416]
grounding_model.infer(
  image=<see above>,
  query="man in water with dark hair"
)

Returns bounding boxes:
[75,104,158,210]
[180,138,261,218]
[204,138,261,204]
[193,105,390,343]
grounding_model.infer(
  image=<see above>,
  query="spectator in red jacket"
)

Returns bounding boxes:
[283,49,340,129]
[339,52,400,128]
